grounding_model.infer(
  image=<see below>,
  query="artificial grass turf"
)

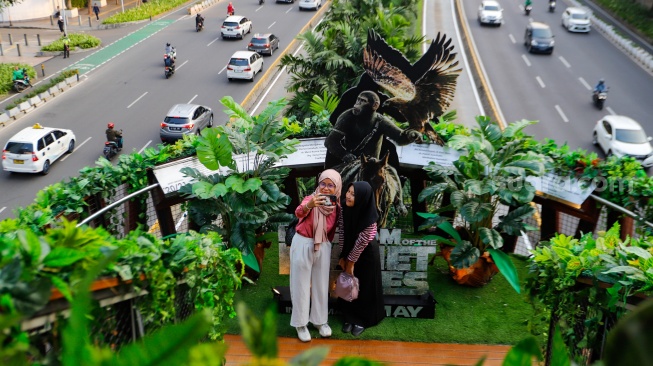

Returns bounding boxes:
[225,241,541,345]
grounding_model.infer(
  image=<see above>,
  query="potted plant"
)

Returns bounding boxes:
[179,97,299,278]
[418,116,551,293]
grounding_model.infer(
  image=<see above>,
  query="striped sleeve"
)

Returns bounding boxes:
[338,213,344,255]
[347,222,377,263]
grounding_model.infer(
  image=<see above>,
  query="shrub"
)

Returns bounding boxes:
[103,0,190,24]
[0,63,36,96]
[4,69,79,110]
[41,33,100,52]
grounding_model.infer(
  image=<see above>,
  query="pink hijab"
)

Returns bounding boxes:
[312,169,342,246]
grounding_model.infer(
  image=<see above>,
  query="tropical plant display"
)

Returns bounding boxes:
[179,97,299,272]
[417,117,551,292]
[41,33,101,52]
[0,219,243,362]
[102,0,190,24]
[526,223,653,363]
[279,0,424,119]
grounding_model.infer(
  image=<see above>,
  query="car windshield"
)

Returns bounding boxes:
[5,142,33,154]
[484,5,500,10]
[571,13,588,20]
[532,28,552,38]
[223,22,238,27]
[251,38,268,44]
[615,129,649,144]
[165,117,190,125]
[229,58,249,66]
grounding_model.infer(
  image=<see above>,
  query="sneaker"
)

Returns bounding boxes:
[315,323,332,337]
[296,326,311,342]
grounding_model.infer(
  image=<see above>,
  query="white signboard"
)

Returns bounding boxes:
[526,173,596,207]
[153,156,212,195]
[397,143,460,168]
[278,137,327,167]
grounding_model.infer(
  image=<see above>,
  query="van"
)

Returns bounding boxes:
[2,123,76,175]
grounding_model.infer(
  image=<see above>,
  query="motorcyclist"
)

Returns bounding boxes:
[524,0,532,7]
[594,79,607,93]
[227,2,234,15]
[105,123,123,149]
[12,66,32,86]
[164,54,175,72]
[196,13,204,27]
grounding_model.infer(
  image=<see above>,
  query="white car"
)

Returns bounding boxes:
[227,51,264,82]
[221,16,252,39]
[592,115,653,167]
[2,123,76,175]
[478,0,503,26]
[299,0,322,10]
[562,7,591,33]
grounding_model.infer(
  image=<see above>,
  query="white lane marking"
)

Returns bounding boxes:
[536,76,545,88]
[208,37,221,46]
[139,140,152,154]
[521,54,531,67]
[606,106,616,115]
[559,56,571,68]
[286,7,293,13]
[61,136,92,161]
[0,207,6,214]
[219,65,227,74]
[188,95,198,104]
[508,34,516,43]
[177,60,189,70]
[555,105,569,122]
[579,77,591,90]
[268,21,276,29]
[127,92,148,108]
[178,15,188,20]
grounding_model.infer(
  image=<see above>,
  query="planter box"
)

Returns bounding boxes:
[18,101,32,113]
[28,95,42,107]
[38,90,51,102]
[7,107,21,120]
[93,0,107,7]
[0,112,9,126]
[57,81,69,92]
[48,86,60,96]
[65,75,78,86]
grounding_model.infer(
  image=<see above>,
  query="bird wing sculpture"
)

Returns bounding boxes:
[363,30,461,144]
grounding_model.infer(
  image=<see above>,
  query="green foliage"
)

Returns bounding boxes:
[280,0,424,119]
[41,33,100,52]
[593,0,653,42]
[418,117,551,292]
[4,69,79,109]
[0,63,35,95]
[103,0,190,24]
[180,97,299,259]
[526,223,653,363]
[309,91,340,114]
[286,110,333,139]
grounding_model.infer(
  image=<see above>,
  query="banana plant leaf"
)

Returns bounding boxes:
[487,248,520,294]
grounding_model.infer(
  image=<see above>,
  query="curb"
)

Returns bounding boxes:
[240,2,330,111]
[0,74,82,130]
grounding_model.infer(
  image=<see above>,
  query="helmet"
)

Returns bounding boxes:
[599,78,605,83]
[166,43,170,47]
[108,123,115,129]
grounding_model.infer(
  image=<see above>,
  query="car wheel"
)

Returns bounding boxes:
[208,115,214,127]
[528,45,533,53]
[607,150,613,158]
[67,139,75,153]
[228,77,232,82]
[41,160,51,175]
[592,132,598,145]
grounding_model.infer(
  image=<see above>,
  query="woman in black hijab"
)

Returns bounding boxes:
[337,181,385,336]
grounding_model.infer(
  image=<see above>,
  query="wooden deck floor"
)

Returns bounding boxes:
[224,334,512,365]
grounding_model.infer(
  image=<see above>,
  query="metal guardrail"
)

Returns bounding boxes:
[590,193,653,230]
[76,183,160,227]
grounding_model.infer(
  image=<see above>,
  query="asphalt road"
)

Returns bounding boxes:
[0,2,325,219]
[461,0,653,154]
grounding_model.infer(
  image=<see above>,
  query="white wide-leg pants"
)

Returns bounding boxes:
[289,233,332,327]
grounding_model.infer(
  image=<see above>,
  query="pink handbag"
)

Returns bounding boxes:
[335,272,359,302]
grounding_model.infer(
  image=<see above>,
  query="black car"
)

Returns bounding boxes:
[247,33,280,56]
[524,22,554,54]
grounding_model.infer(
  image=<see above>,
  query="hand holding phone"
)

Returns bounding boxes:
[322,194,337,206]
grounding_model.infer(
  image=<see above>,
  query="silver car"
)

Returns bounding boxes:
[160,104,213,143]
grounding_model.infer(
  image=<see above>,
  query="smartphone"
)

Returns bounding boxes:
[322,194,337,206]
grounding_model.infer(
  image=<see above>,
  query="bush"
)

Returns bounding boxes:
[41,33,100,52]
[103,0,190,24]
[0,63,36,96]
[4,69,78,109]
[71,0,87,8]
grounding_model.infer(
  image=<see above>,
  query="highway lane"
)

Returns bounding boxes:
[461,0,653,153]
[0,2,325,220]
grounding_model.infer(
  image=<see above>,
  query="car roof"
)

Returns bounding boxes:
[529,21,551,29]
[603,115,644,130]
[224,15,245,22]
[7,123,62,142]
[251,33,273,39]
[231,50,257,58]
[566,7,588,14]
[166,104,201,117]
[481,0,500,6]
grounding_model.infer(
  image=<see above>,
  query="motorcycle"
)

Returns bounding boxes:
[196,20,204,32]
[259,0,264,5]
[524,5,532,15]
[13,69,31,92]
[592,90,608,110]
[165,65,175,79]
[103,136,122,160]
[548,1,555,12]
[227,7,235,16]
